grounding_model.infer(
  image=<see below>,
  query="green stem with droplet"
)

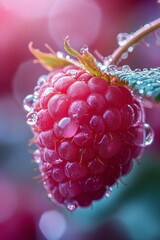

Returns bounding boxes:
[108,18,160,66]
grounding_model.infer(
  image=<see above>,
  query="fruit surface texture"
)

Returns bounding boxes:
[24,63,145,210]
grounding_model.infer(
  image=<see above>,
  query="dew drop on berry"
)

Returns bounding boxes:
[33,149,41,163]
[26,111,38,125]
[144,123,154,146]
[65,201,77,212]
[105,187,112,198]
[34,86,40,96]
[54,117,79,138]
[37,75,47,86]
[135,123,154,147]
[23,94,36,111]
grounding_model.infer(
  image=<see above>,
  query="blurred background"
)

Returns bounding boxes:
[0,0,160,239]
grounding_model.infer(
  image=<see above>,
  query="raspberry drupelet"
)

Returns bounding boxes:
[24,40,148,211]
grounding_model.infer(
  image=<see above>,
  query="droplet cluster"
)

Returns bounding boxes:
[104,66,160,99]
[24,64,153,210]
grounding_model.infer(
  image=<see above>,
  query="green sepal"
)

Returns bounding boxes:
[110,68,160,101]
[28,42,77,71]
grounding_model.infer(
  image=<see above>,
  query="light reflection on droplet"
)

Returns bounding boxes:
[26,111,38,125]
[139,89,144,95]
[106,65,117,73]
[37,75,47,86]
[121,52,128,59]
[34,86,40,96]
[54,117,79,138]
[57,51,66,58]
[66,202,77,212]
[135,123,154,147]
[47,193,52,199]
[33,149,41,163]
[105,187,112,198]
[39,210,66,240]
[23,94,36,112]
[144,123,154,146]
[103,55,113,67]
[121,65,131,72]
[80,44,89,54]
[117,32,131,46]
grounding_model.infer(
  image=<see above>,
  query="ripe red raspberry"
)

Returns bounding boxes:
[24,41,150,211]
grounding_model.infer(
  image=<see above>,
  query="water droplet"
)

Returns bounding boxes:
[139,89,144,95]
[68,69,78,78]
[121,52,128,59]
[105,187,112,198]
[33,149,41,163]
[144,23,151,28]
[26,111,38,125]
[128,46,134,52]
[54,117,79,138]
[117,32,131,46]
[122,65,131,72]
[47,193,52,199]
[144,123,154,146]
[134,68,141,73]
[137,80,143,85]
[106,65,117,73]
[37,75,47,86]
[34,86,40,96]
[65,55,71,60]
[80,44,89,54]
[66,203,77,212]
[57,51,65,58]
[135,123,154,147]
[103,55,113,66]
[23,94,36,111]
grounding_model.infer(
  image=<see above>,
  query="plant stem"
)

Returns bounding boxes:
[108,18,160,66]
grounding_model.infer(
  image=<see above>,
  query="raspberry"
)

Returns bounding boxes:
[24,41,151,211]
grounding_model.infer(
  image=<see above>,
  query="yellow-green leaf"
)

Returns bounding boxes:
[28,42,77,71]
